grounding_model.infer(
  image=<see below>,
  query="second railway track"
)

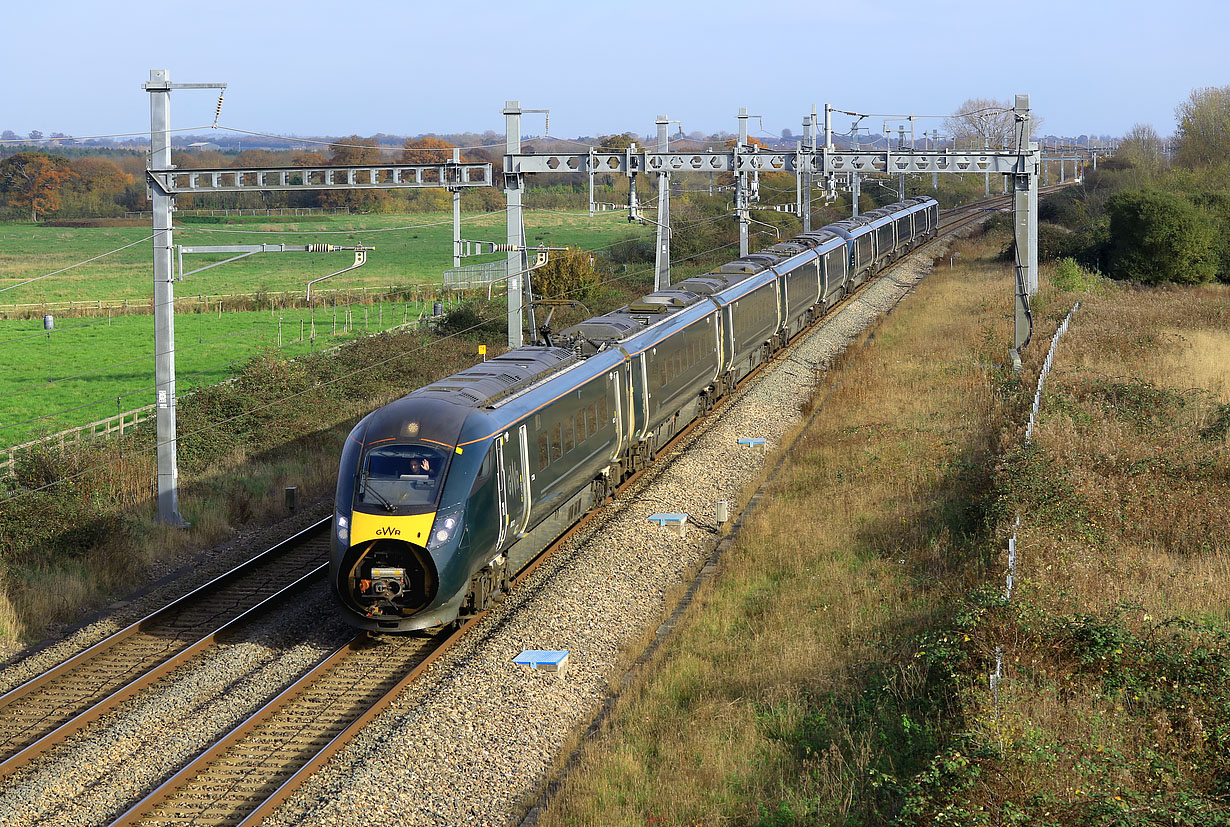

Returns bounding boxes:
[0,521,331,778]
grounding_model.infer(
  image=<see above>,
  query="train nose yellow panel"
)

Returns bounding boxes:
[349,511,436,546]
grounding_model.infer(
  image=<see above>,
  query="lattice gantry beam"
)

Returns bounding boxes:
[147,162,492,194]
[509,150,1033,177]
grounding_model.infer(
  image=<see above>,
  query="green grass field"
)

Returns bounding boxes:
[0,208,648,306]
[0,299,457,446]
[0,208,653,446]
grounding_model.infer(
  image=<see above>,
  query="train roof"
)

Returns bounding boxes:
[409,346,577,408]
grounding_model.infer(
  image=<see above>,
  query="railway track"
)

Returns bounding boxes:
[1,189,1041,827]
[0,521,331,779]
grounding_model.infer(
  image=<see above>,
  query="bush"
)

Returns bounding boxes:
[531,246,605,303]
[1105,190,1217,285]
[999,221,1085,263]
[1051,257,1100,292]
[431,299,506,340]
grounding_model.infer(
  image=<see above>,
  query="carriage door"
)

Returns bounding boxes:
[497,428,528,547]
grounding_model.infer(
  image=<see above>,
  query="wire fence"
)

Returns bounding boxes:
[0,283,443,320]
[122,207,352,220]
[991,300,1081,703]
[442,261,509,292]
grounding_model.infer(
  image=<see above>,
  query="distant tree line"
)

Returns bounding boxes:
[1031,85,1230,285]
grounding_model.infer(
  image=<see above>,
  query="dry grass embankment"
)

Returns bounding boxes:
[538,231,1019,825]
[938,281,1230,822]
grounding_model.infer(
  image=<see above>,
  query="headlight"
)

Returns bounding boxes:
[427,508,463,550]
[335,511,349,545]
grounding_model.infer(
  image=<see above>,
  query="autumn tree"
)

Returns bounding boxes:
[1116,123,1166,174]
[63,157,134,216]
[531,246,603,303]
[600,133,636,149]
[0,152,73,221]
[321,135,388,212]
[1174,85,1230,168]
[401,137,458,164]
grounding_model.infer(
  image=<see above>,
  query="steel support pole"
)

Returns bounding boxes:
[654,115,671,290]
[795,140,804,229]
[504,101,525,348]
[451,148,461,269]
[801,110,813,233]
[1010,94,1038,371]
[587,148,595,217]
[984,135,991,197]
[931,130,939,190]
[146,70,187,527]
[737,107,749,257]
[851,174,860,218]
[898,127,906,200]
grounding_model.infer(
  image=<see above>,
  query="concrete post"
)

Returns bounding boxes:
[654,115,671,290]
[504,101,525,348]
[146,70,187,527]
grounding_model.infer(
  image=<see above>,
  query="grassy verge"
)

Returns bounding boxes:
[915,281,1230,822]
[538,231,1017,824]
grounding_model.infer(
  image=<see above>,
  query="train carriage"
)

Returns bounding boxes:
[330,196,939,631]
[759,242,822,342]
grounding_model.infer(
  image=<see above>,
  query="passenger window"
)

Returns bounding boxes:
[587,403,598,436]
[563,417,574,453]
[576,410,586,443]
[551,424,562,461]
[538,432,549,470]
[598,396,608,427]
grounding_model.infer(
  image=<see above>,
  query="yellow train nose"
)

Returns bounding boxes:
[348,511,436,546]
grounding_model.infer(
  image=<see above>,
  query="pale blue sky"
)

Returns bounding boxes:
[3,0,1223,142]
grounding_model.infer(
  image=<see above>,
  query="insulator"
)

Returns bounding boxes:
[306,244,337,253]
[212,91,225,128]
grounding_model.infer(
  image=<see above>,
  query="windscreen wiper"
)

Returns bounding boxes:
[359,471,397,513]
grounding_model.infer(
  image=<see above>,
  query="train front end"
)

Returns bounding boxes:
[330,396,482,632]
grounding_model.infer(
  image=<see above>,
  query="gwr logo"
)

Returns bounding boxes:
[375,526,401,537]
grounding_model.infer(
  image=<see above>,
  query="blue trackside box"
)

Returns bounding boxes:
[513,650,570,672]
[647,513,687,526]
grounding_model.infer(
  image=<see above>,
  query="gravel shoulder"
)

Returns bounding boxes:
[263,236,964,827]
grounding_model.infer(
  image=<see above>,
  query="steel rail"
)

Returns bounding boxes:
[0,519,330,776]
[0,563,329,779]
